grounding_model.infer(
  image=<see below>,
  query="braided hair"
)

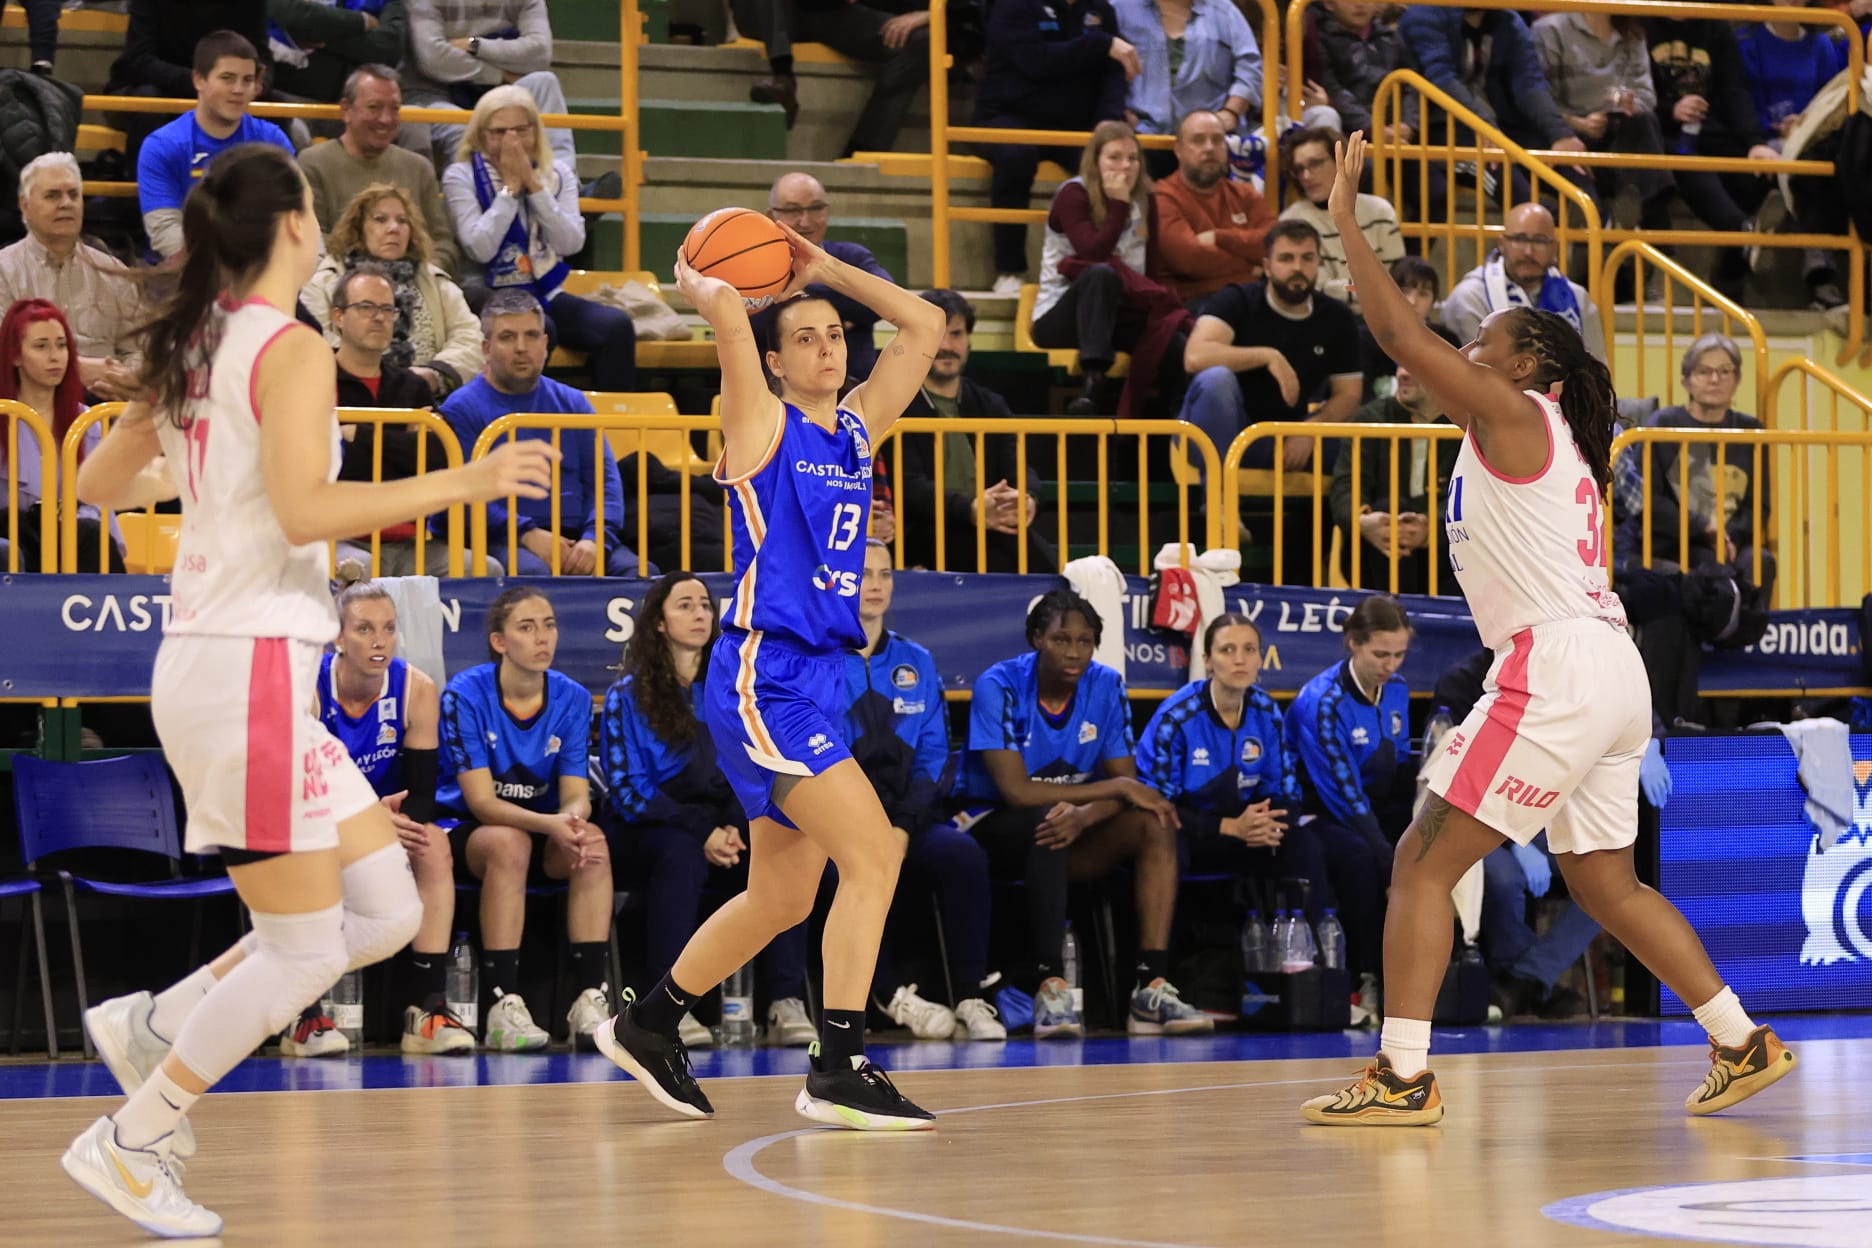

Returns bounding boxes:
[1503,307,1617,492]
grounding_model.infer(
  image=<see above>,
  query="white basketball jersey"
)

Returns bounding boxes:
[155,298,341,644]
[1443,391,1628,650]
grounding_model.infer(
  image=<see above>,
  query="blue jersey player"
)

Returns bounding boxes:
[596,216,947,1130]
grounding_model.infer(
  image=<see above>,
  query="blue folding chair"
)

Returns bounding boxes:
[1,875,57,1056]
[13,754,239,1059]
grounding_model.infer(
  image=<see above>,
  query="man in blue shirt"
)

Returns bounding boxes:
[137,30,294,260]
[750,172,895,383]
[441,289,650,577]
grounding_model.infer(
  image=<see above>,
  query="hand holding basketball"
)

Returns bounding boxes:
[681,207,794,308]
[770,218,836,300]
[673,248,739,317]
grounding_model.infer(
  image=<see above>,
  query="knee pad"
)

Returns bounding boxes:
[341,842,425,971]
[171,903,347,1080]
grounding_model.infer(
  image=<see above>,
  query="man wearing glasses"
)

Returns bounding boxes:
[1439,201,1606,362]
[751,171,896,382]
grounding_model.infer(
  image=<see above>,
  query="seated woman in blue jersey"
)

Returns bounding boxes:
[437,586,614,1052]
[599,571,816,1051]
[836,540,1004,1041]
[1136,612,1328,908]
[960,587,1210,1038]
[1285,595,1415,1010]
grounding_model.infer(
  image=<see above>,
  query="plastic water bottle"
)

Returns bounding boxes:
[1422,705,1454,761]
[1240,910,1271,976]
[1317,909,1346,970]
[326,970,363,1048]
[446,932,478,1031]
[1280,912,1315,973]
[720,962,757,1047]
[1061,924,1083,1014]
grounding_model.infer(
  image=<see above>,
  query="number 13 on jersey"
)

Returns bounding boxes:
[826,501,864,551]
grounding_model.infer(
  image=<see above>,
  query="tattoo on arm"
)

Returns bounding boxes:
[891,342,905,356]
[1415,795,1452,862]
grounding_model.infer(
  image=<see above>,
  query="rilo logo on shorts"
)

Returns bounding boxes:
[1799,759,1872,965]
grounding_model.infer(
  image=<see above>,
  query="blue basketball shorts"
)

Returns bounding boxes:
[705,629,852,827]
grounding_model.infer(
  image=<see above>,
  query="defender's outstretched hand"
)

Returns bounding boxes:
[1330,132,1367,223]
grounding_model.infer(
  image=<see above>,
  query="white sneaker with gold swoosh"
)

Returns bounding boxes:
[61,1116,223,1238]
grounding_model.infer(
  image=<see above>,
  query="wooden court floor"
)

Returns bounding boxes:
[4,1040,1867,1247]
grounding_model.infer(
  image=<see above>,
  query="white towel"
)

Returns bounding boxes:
[377,576,448,689]
[1415,717,1483,942]
[1062,555,1129,680]
[1153,544,1241,681]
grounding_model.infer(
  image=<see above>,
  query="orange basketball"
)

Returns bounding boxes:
[683,208,793,306]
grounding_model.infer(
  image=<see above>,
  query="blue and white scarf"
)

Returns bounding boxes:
[471,152,570,302]
[1482,250,1582,333]
[269,0,388,69]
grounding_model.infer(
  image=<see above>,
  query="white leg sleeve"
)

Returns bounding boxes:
[169,904,347,1083]
[341,842,425,971]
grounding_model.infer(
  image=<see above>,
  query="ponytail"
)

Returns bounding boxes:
[135,143,309,427]
[1508,307,1616,493]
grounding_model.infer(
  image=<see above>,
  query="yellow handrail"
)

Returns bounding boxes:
[927,0,1281,287]
[58,402,126,575]
[1,398,58,573]
[1598,241,1772,419]
[332,408,468,579]
[1764,358,1872,436]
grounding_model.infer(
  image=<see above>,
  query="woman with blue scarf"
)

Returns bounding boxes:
[442,85,637,392]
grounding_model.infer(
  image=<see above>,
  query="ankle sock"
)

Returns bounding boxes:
[568,941,609,995]
[633,973,696,1038]
[480,949,521,1026]
[819,1008,866,1066]
[1379,1017,1432,1079]
[112,1066,200,1151]
[403,947,447,1007]
[1691,985,1756,1048]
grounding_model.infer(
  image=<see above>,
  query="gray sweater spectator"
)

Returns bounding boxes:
[401,0,576,168]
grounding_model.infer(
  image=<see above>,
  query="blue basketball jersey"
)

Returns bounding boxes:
[317,652,409,798]
[716,400,873,653]
[960,651,1134,801]
[435,662,591,820]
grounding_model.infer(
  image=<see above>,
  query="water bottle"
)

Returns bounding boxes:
[326,970,363,1048]
[1240,910,1271,977]
[445,932,478,1031]
[1269,910,1291,969]
[1421,705,1454,761]
[1317,909,1346,971]
[1061,924,1083,1014]
[720,962,757,1047]
[1281,911,1315,973]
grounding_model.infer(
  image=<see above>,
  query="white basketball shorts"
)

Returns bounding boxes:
[152,635,377,855]
[1423,617,1651,854]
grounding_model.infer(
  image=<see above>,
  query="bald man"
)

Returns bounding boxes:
[749,172,895,382]
[1439,203,1606,363]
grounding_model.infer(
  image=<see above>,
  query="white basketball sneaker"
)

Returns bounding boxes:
[951,997,1008,1041]
[766,997,817,1046]
[84,992,196,1160]
[678,1011,716,1049]
[61,1116,222,1238]
[484,990,550,1052]
[884,984,957,1040]
[566,986,611,1052]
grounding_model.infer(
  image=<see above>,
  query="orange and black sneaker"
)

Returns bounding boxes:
[1685,1024,1796,1116]
[401,997,476,1056]
[1301,1053,1444,1126]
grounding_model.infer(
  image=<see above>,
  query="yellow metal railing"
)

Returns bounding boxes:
[926,0,1281,288]
[1765,357,1872,436]
[57,401,127,575]
[2,399,58,573]
[332,408,468,579]
[1221,420,1466,592]
[77,0,642,268]
[1599,241,1772,418]
[875,417,1223,574]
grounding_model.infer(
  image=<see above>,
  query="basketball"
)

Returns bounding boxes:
[682,208,793,306]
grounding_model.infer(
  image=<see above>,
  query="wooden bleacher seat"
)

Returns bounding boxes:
[549,271,719,372]
[76,124,124,155]
[1013,283,1129,378]
[586,391,713,475]
[115,513,180,575]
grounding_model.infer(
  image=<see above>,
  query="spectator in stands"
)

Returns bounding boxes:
[267,0,407,103]
[327,262,487,578]
[401,0,576,168]
[599,573,814,1052]
[733,0,930,158]
[1284,596,1415,1012]
[1151,108,1276,307]
[6,0,56,76]
[300,66,463,279]
[749,173,891,384]
[444,86,638,393]
[438,586,613,1050]
[106,1,271,159]
[0,154,142,402]
[1305,0,1416,145]
[1031,120,1193,419]
[889,289,1057,574]
[442,289,648,576]
[1178,218,1362,472]
[0,298,122,572]
[138,31,295,261]
[1136,613,1334,946]
[1646,17,1781,300]
[843,540,1006,1041]
[1279,125,1402,308]
[304,183,482,398]
[959,588,1210,1038]
[1328,365,1458,594]
[1533,10,1678,235]
[1109,0,1263,174]
[1439,203,1607,363]
[1739,4,1852,309]
[1356,256,1458,402]
[974,0,1134,297]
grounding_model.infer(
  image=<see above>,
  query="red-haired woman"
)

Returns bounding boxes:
[0,297,122,571]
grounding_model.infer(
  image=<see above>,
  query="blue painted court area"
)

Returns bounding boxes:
[6,1012,1870,1102]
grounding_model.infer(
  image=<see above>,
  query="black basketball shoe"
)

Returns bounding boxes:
[594,990,714,1120]
[794,1043,936,1131]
